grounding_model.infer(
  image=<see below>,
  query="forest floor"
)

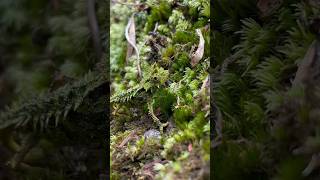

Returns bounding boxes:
[110,0,210,179]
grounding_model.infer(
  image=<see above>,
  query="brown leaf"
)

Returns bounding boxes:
[302,153,320,176]
[117,130,137,148]
[191,29,205,67]
[200,75,209,94]
[293,40,318,86]
[125,14,142,77]
[125,15,136,61]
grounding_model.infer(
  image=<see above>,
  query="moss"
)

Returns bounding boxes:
[111,0,209,178]
[145,1,172,32]
[189,112,206,137]
[213,0,320,179]
[172,30,196,44]
[173,108,193,130]
[153,89,176,116]
[160,45,175,67]
[172,51,190,71]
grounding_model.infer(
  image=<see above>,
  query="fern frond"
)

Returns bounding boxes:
[110,85,143,103]
[0,71,107,130]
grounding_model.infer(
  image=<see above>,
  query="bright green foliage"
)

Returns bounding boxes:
[173,107,193,130]
[145,1,172,32]
[111,0,209,179]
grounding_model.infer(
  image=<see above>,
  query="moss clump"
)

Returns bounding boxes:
[173,107,193,130]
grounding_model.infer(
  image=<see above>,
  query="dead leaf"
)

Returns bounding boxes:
[191,29,205,67]
[117,130,137,148]
[125,15,136,61]
[293,40,318,87]
[125,14,142,77]
[302,153,320,176]
[200,75,209,94]
[140,160,168,180]
[257,0,283,17]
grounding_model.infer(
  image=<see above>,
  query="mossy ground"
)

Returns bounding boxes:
[110,0,210,179]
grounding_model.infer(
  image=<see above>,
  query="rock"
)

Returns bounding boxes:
[144,129,161,139]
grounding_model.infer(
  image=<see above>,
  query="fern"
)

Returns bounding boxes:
[111,85,143,103]
[111,63,170,103]
[0,71,107,130]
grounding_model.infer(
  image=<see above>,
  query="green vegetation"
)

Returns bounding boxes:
[0,0,108,179]
[213,0,320,179]
[110,0,210,179]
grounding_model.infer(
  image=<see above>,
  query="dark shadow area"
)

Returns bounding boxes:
[212,0,320,179]
[0,0,109,179]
